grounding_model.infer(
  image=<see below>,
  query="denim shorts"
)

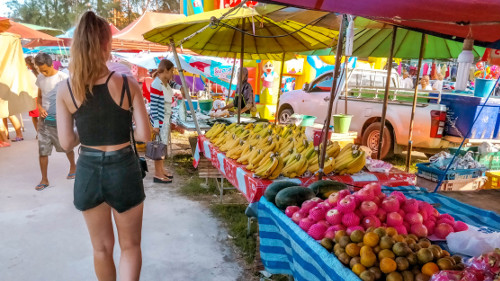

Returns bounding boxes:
[74,146,145,213]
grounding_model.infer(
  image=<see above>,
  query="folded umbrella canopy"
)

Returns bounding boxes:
[259,0,500,48]
[143,5,339,60]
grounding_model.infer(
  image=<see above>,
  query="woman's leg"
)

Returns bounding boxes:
[8,115,23,139]
[82,203,116,281]
[113,202,144,281]
[32,117,38,132]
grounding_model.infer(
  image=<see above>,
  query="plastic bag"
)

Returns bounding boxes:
[447,226,500,257]
[479,142,498,155]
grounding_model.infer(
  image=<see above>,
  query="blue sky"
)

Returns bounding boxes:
[0,0,20,17]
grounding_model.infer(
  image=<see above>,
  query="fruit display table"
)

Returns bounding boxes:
[193,135,416,203]
[258,186,500,281]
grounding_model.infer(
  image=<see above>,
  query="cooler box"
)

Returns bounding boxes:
[430,93,499,139]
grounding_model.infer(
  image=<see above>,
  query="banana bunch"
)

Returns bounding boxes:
[206,123,226,140]
[281,152,308,178]
[226,140,248,159]
[219,134,240,152]
[332,144,367,175]
[253,153,284,179]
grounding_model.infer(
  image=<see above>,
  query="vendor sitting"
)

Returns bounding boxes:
[221,67,255,114]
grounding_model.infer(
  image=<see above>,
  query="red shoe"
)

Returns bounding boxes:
[0,141,11,147]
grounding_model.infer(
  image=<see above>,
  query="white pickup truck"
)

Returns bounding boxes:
[278,68,449,159]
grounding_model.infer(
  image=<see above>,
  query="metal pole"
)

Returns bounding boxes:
[405,33,426,172]
[227,52,238,101]
[237,18,245,124]
[275,52,286,124]
[319,15,346,180]
[170,39,202,134]
[344,56,349,114]
[376,26,398,160]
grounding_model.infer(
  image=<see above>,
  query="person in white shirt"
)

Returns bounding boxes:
[433,73,444,92]
[401,71,414,89]
[417,75,433,90]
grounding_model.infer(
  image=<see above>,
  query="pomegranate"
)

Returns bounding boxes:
[434,223,454,239]
[410,223,428,238]
[405,212,424,225]
[386,212,404,226]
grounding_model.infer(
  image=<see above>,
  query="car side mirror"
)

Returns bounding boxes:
[303,83,309,91]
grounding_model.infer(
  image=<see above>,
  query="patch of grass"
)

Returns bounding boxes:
[168,154,196,176]
[178,176,218,197]
[210,204,257,264]
[385,154,426,174]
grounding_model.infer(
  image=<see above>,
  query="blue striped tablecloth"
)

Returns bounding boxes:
[258,186,500,280]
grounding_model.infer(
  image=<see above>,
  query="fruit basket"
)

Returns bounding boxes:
[416,163,486,182]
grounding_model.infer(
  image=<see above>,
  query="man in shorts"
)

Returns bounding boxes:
[34,53,76,191]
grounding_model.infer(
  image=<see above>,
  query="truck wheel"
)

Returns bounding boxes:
[362,122,394,159]
[279,108,294,124]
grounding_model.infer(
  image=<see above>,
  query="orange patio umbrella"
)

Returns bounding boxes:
[5,20,61,47]
[0,17,11,32]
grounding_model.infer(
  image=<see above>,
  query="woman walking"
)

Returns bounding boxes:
[56,11,150,281]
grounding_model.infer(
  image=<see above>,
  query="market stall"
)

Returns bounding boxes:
[258,185,500,281]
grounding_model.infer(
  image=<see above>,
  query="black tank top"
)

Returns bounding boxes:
[67,72,132,146]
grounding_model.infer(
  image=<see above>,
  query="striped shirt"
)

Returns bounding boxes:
[150,77,181,128]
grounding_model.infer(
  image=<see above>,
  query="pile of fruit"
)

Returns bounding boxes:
[205,122,366,179]
[431,248,500,281]
[323,227,465,281]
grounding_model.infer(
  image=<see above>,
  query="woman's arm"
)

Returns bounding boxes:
[129,79,151,142]
[56,83,79,151]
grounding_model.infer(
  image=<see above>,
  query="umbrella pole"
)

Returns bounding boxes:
[344,56,349,114]
[237,18,245,124]
[319,15,346,181]
[376,26,398,160]
[405,33,426,172]
[275,52,286,124]
[170,39,202,135]
[227,53,238,101]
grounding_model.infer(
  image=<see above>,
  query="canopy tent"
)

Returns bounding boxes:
[0,17,11,32]
[143,6,339,60]
[259,0,500,48]
[0,33,38,118]
[25,46,70,55]
[18,22,64,36]
[4,20,61,47]
[113,11,185,52]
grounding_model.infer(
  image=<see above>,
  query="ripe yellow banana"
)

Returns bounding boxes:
[268,157,284,180]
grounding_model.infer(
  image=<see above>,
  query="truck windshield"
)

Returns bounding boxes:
[310,73,333,92]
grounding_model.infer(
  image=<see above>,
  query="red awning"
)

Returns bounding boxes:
[259,0,500,47]
[0,17,11,32]
[5,20,61,42]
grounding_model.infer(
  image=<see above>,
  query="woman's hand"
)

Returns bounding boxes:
[152,127,160,135]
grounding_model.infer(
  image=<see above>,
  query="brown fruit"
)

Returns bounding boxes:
[386,227,398,237]
[369,267,383,280]
[393,242,411,257]
[407,234,419,241]
[373,246,382,254]
[361,245,374,256]
[351,230,365,243]
[396,257,410,271]
[374,227,387,238]
[402,270,415,281]
[352,263,367,276]
[335,230,348,243]
[339,236,351,248]
[334,244,343,254]
[361,252,377,267]
[350,256,362,269]
[364,232,380,247]
[386,272,403,281]
[428,245,442,260]
[380,257,397,274]
[378,249,396,260]
[421,262,439,276]
[358,242,365,248]
[441,250,450,257]
[338,252,351,265]
[320,238,334,251]
[380,236,395,250]
[406,253,418,265]
[414,273,430,281]
[454,263,465,270]
[394,235,406,243]
[411,265,421,275]
[417,239,431,248]
[359,270,376,281]
[405,237,417,246]
[437,258,454,270]
[346,243,361,258]
[451,255,462,264]
[410,243,422,252]
[366,227,376,233]
[417,248,434,264]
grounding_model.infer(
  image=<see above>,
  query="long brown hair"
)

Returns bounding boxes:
[69,11,111,102]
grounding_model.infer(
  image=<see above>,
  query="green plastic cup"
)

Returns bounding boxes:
[333,114,352,133]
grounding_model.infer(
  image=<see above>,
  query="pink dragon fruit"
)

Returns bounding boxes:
[308,223,328,240]
[360,201,379,216]
[325,208,342,225]
[342,212,361,227]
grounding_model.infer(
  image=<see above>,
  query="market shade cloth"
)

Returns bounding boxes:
[259,0,500,48]
[258,186,500,281]
[18,22,64,36]
[24,37,72,48]
[0,17,11,32]
[5,20,61,41]
[482,48,500,66]
[0,33,38,118]
[112,11,185,52]
[341,28,485,59]
[143,6,339,60]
